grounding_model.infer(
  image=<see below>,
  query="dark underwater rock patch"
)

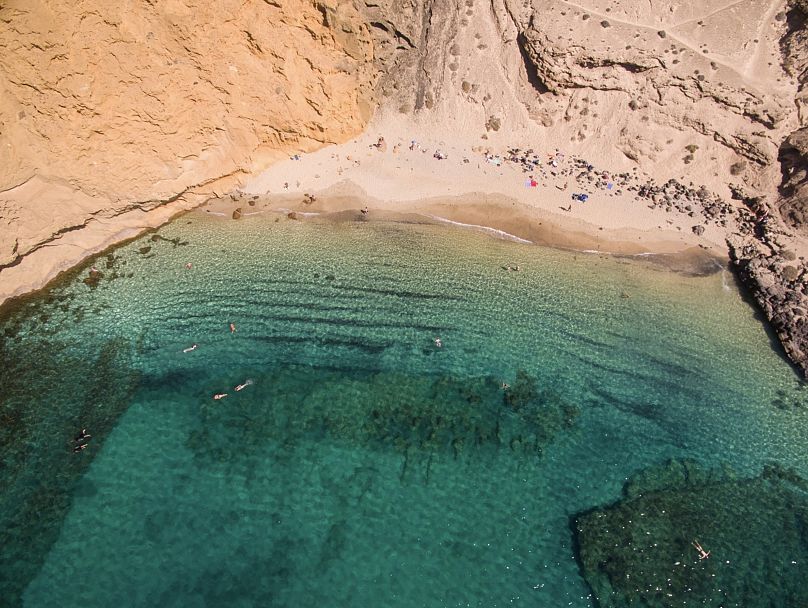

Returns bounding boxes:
[573,459,808,608]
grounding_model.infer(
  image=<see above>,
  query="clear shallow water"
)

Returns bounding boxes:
[1,214,806,607]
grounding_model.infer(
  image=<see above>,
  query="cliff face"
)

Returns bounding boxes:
[362,0,800,200]
[0,0,375,284]
[778,0,808,230]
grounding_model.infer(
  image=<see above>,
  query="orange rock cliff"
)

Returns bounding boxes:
[0,0,376,298]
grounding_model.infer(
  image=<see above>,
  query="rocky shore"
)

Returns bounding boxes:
[728,229,808,378]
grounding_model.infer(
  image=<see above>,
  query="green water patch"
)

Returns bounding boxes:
[0,334,140,605]
[185,366,579,474]
[573,459,808,608]
[1,215,807,606]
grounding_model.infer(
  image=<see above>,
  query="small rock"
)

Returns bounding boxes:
[692,225,705,236]
[232,208,242,220]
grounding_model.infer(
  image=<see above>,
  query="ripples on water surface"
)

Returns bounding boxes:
[1,214,806,607]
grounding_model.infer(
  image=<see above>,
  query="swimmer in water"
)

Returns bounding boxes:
[434,337,442,348]
[183,344,198,353]
[692,540,710,560]
[501,382,510,390]
[235,379,254,392]
[73,443,89,453]
[229,322,236,333]
[213,393,229,400]
[74,428,91,442]
[185,262,193,270]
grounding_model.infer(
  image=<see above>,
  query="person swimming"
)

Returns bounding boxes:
[73,443,89,453]
[229,322,236,333]
[692,540,710,560]
[74,428,91,442]
[213,393,229,400]
[183,344,198,353]
[234,379,254,392]
[434,337,442,348]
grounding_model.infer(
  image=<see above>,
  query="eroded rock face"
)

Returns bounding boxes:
[362,0,797,174]
[728,232,808,377]
[778,1,808,231]
[778,127,808,228]
[0,0,375,270]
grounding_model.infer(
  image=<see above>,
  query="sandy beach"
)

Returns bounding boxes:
[224,113,737,260]
[0,114,742,308]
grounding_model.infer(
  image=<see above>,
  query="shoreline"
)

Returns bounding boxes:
[197,196,727,276]
[0,191,730,318]
[0,119,761,309]
[0,160,735,313]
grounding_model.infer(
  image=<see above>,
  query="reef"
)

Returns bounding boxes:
[186,366,579,480]
[573,459,808,608]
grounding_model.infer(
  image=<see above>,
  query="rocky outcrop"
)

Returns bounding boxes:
[728,228,808,377]
[724,0,808,378]
[361,0,797,180]
[778,127,808,227]
[778,0,808,231]
[0,0,376,300]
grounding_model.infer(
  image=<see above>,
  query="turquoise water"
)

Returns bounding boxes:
[1,214,806,607]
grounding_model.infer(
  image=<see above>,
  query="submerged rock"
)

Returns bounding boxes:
[574,460,808,608]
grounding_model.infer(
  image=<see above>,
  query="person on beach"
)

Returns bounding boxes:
[229,322,236,333]
[183,344,198,353]
[361,206,369,215]
[185,262,193,270]
[692,540,710,560]
[213,393,228,400]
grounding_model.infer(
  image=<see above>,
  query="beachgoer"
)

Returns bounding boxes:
[235,379,254,392]
[183,344,198,353]
[73,443,89,453]
[74,428,91,442]
[501,382,510,390]
[361,206,369,215]
[692,540,710,560]
[229,322,236,333]
[284,182,289,190]
[213,393,229,400]
[434,337,443,348]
